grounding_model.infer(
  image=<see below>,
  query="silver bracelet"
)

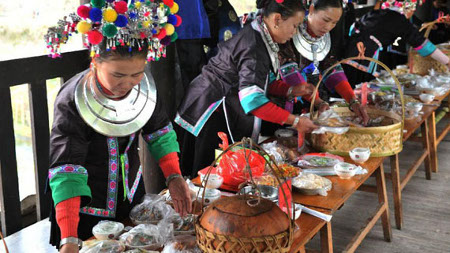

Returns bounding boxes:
[60,237,83,249]
[292,115,300,128]
[165,173,182,187]
[286,86,294,98]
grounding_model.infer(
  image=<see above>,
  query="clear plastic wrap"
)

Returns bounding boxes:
[119,221,173,251]
[261,141,301,164]
[124,249,158,253]
[92,221,125,240]
[129,194,175,225]
[170,214,196,235]
[80,239,126,253]
[312,109,350,134]
[161,235,201,253]
[292,173,332,196]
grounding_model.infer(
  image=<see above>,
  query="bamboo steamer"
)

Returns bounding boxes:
[314,56,405,157]
[409,17,450,75]
[195,138,294,253]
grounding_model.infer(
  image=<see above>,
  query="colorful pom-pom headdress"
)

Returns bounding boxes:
[45,0,182,61]
[381,0,424,13]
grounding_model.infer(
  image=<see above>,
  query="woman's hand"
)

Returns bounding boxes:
[168,177,192,217]
[316,101,330,114]
[59,243,79,253]
[290,83,315,97]
[351,103,370,126]
[294,116,319,133]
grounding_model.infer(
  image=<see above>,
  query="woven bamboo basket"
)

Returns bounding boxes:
[195,138,294,253]
[312,56,405,157]
[409,16,450,75]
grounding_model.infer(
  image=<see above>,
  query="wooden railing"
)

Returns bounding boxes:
[0,50,90,236]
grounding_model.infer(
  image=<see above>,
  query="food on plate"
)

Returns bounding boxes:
[303,156,340,167]
[273,163,301,178]
[253,174,278,187]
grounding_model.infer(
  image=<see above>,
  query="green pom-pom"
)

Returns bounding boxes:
[171,31,178,42]
[165,5,171,15]
[91,0,105,8]
[102,23,118,38]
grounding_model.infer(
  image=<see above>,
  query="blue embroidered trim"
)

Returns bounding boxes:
[48,165,87,180]
[143,123,174,143]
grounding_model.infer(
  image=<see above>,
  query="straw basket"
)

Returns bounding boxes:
[195,138,294,253]
[409,17,450,75]
[312,56,405,157]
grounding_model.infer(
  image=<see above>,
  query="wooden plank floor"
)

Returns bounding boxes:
[306,116,450,253]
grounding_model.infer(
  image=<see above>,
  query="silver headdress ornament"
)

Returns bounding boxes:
[44,0,182,61]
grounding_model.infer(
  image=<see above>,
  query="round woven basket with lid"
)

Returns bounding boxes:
[195,138,294,253]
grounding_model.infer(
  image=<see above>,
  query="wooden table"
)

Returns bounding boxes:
[387,89,450,229]
[293,157,392,253]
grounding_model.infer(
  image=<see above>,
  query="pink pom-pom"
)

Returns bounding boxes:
[174,14,182,27]
[87,30,104,45]
[275,0,284,3]
[163,0,174,7]
[114,1,128,14]
[77,5,91,19]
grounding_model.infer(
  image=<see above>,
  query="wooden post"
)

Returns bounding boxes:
[390,154,402,230]
[376,163,392,241]
[421,120,432,180]
[0,87,22,235]
[29,81,51,221]
[427,112,438,173]
[320,222,333,253]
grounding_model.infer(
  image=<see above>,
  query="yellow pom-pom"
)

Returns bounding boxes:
[142,20,151,28]
[164,23,175,35]
[103,8,118,23]
[170,2,179,14]
[135,1,141,8]
[77,21,92,34]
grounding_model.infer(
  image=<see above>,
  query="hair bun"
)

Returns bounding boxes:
[256,0,269,9]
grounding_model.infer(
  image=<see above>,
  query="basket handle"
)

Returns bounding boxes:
[309,55,405,130]
[419,14,450,38]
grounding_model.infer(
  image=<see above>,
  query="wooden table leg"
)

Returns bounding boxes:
[320,222,333,253]
[421,120,432,180]
[427,111,438,173]
[377,163,392,241]
[390,155,402,230]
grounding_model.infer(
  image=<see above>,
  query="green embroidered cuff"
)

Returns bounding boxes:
[49,165,92,207]
[147,130,180,161]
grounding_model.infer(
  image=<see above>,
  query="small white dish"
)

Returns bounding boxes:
[419,93,435,103]
[199,174,224,189]
[349,147,371,164]
[334,162,358,179]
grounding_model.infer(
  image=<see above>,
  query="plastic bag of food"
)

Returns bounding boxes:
[124,249,158,253]
[252,173,279,187]
[292,173,332,196]
[312,109,350,135]
[169,214,196,235]
[92,220,124,240]
[130,194,175,225]
[119,221,173,251]
[261,141,286,164]
[80,240,125,253]
[216,149,265,188]
[162,235,201,253]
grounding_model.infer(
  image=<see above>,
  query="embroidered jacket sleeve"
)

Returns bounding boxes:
[236,33,273,114]
[319,54,355,102]
[389,10,436,57]
[141,93,180,164]
[49,76,93,207]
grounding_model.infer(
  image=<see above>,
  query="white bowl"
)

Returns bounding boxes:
[196,188,221,205]
[92,221,124,240]
[419,93,435,103]
[199,174,223,189]
[349,147,371,164]
[334,162,358,179]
